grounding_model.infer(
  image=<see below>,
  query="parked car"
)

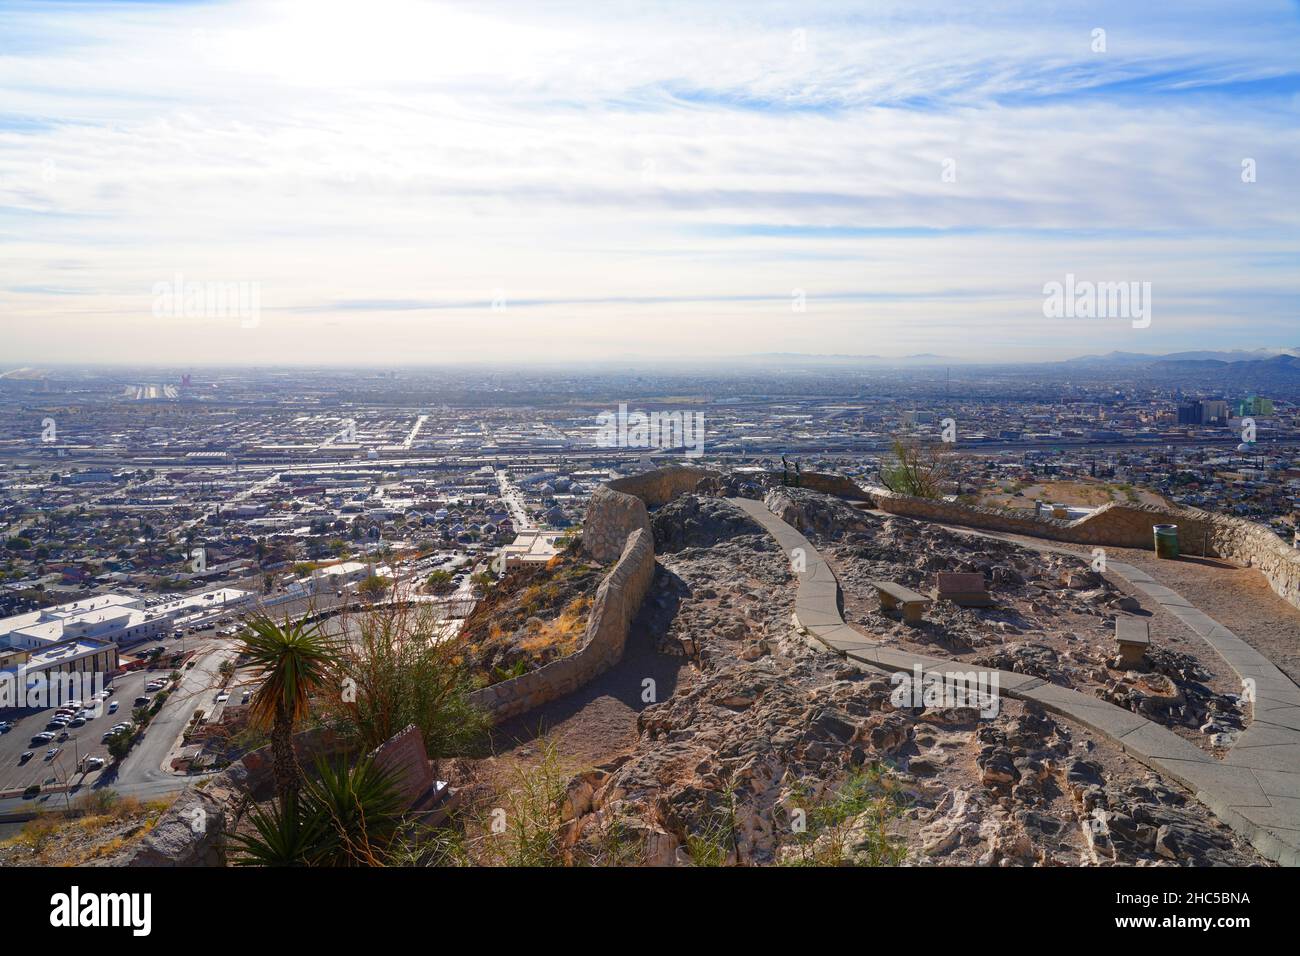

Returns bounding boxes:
[57,730,70,741]
[31,731,55,744]
[0,721,13,733]
[19,751,33,763]
[81,757,105,771]
[108,701,119,713]
[68,717,86,728]
[133,696,150,707]
[45,747,61,760]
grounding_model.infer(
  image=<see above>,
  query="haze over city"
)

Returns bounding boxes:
[2,0,1298,365]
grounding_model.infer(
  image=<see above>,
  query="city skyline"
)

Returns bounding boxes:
[2,0,1298,366]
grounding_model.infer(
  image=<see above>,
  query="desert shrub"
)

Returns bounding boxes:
[322,597,488,758]
[427,738,572,867]
[779,764,908,866]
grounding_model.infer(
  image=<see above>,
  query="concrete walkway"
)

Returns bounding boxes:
[727,496,1300,866]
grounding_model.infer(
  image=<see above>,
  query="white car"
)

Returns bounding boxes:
[82,757,105,771]
[215,693,230,704]
[44,747,61,760]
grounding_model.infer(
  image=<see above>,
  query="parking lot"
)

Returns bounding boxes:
[0,622,229,797]
[0,667,161,795]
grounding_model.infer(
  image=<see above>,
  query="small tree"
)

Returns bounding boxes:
[879,437,957,499]
[358,574,391,601]
[107,728,134,761]
[424,569,454,593]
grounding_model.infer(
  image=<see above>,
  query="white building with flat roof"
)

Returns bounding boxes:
[499,530,564,567]
[0,587,252,651]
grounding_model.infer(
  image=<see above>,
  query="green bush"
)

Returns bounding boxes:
[323,601,488,759]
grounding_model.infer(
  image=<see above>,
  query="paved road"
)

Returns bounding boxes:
[114,642,239,790]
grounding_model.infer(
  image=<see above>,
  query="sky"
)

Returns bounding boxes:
[0,0,1298,367]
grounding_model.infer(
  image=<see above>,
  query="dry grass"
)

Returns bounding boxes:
[975,479,1171,512]
[517,595,593,656]
[0,793,174,866]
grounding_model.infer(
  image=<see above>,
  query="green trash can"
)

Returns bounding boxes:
[1153,524,1179,559]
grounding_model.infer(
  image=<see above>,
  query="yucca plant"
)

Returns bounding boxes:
[230,757,406,867]
[228,796,329,867]
[238,612,342,807]
[302,756,406,866]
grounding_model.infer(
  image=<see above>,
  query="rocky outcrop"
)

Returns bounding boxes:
[651,495,765,554]
[90,764,250,867]
[764,486,877,541]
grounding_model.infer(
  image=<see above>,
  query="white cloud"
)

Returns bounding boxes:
[0,0,1297,364]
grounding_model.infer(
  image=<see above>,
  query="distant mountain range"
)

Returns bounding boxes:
[1059,348,1300,366]
[740,352,955,365]
[733,348,1300,371]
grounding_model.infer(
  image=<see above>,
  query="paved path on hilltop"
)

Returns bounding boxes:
[725,496,1300,866]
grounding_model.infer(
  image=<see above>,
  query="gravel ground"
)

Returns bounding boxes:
[1006,537,1300,688]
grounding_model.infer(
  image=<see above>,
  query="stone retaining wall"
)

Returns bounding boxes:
[582,485,653,563]
[783,470,873,501]
[607,464,718,506]
[468,527,655,721]
[583,465,718,562]
[866,485,1300,610]
[478,466,718,722]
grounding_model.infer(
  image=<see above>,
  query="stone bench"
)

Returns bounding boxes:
[1114,616,1151,668]
[869,580,931,624]
[934,572,994,607]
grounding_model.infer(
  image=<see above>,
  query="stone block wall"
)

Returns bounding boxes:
[607,465,719,506]
[582,485,653,563]
[369,723,434,805]
[583,466,719,562]
[865,486,1300,610]
[781,470,872,501]
[468,527,655,721]
[474,465,725,722]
